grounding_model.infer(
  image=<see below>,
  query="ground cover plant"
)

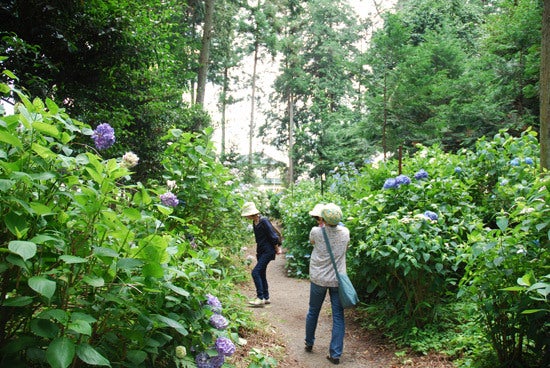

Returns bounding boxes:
[275,131,549,367]
[0,75,253,368]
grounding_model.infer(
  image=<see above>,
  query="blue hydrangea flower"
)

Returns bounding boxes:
[509,158,520,166]
[383,178,397,189]
[454,166,462,173]
[206,294,222,312]
[210,314,228,330]
[209,355,225,368]
[423,211,438,221]
[91,123,116,150]
[160,192,179,207]
[395,175,411,186]
[195,351,212,368]
[215,337,236,356]
[524,157,534,165]
[414,169,428,180]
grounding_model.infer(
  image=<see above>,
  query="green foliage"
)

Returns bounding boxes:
[246,348,278,368]
[0,80,250,367]
[277,129,548,366]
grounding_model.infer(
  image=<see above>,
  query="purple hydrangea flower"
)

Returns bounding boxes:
[383,178,397,189]
[195,351,212,368]
[414,169,428,180]
[206,294,222,313]
[210,314,228,330]
[395,175,411,186]
[209,355,225,368]
[215,337,236,356]
[91,123,116,150]
[423,210,438,221]
[524,157,534,165]
[509,158,520,166]
[160,192,179,207]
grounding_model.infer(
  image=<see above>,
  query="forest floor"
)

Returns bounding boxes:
[231,247,456,368]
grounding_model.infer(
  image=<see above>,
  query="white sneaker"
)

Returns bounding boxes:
[248,298,265,306]
[263,299,271,305]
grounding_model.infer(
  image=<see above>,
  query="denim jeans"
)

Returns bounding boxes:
[251,252,274,300]
[305,282,345,358]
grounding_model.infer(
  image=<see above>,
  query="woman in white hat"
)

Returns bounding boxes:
[241,202,280,306]
[304,203,350,365]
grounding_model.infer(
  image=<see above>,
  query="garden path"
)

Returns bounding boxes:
[238,249,454,368]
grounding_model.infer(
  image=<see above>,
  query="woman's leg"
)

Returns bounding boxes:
[305,282,327,348]
[328,287,345,359]
[252,253,272,299]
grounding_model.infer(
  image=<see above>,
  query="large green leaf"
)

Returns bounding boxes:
[46,337,75,368]
[76,343,111,367]
[4,211,29,238]
[2,296,33,307]
[8,240,37,261]
[28,276,56,299]
[153,314,188,335]
[31,318,60,338]
[0,130,23,148]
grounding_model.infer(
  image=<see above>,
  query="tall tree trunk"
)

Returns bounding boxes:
[288,92,294,184]
[196,0,215,106]
[541,0,550,171]
[221,67,228,156]
[248,41,259,169]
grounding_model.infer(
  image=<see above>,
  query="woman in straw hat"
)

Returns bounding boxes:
[241,202,280,306]
[304,203,350,365]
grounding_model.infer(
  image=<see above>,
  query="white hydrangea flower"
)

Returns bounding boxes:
[121,151,139,168]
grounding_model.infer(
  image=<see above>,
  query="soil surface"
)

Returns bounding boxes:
[234,249,455,368]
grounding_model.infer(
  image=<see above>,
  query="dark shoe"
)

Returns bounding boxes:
[304,344,313,352]
[326,356,340,365]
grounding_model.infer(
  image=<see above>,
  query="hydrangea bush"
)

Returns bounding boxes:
[0,80,245,367]
[276,130,548,365]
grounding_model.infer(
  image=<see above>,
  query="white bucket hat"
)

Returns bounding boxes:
[308,203,325,217]
[241,202,260,217]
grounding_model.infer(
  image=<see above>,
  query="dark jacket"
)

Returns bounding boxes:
[254,216,279,258]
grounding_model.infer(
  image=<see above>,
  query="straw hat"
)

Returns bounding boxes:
[308,203,325,217]
[321,203,343,226]
[241,202,260,217]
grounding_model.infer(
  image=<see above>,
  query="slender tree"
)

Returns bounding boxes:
[196,0,215,106]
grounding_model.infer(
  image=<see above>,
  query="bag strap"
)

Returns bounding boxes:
[322,227,340,276]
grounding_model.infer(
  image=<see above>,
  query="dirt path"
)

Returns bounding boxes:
[238,252,454,368]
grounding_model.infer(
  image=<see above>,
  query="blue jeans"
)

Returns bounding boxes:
[251,253,274,300]
[305,282,345,358]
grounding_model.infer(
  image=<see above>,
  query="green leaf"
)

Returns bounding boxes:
[32,142,56,159]
[143,262,164,278]
[0,179,15,192]
[30,202,55,216]
[32,121,60,137]
[2,296,33,307]
[31,318,60,338]
[76,343,111,366]
[153,315,188,335]
[165,282,190,297]
[28,276,56,299]
[4,211,29,238]
[8,240,37,261]
[0,130,23,148]
[496,217,508,232]
[83,276,105,287]
[126,350,147,365]
[46,337,75,368]
[60,255,88,264]
[68,320,92,336]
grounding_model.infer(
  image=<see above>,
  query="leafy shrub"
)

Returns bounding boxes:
[0,80,249,367]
